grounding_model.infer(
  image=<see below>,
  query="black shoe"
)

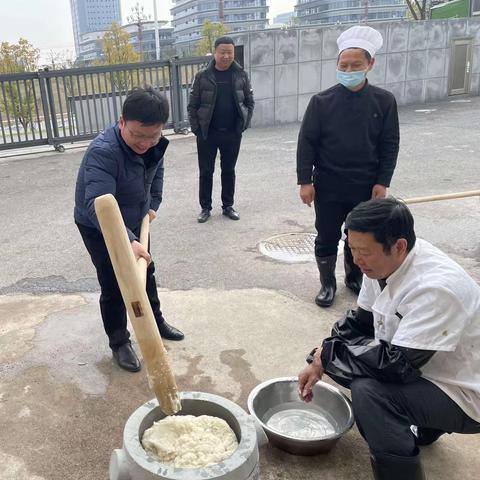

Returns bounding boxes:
[222,206,240,220]
[158,321,184,341]
[197,209,211,223]
[112,343,141,372]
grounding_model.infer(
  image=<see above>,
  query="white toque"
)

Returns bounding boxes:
[337,25,383,57]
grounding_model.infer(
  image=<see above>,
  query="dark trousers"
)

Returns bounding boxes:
[313,190,371,258]
[197,130,242,210]
[77,222,164,351]
[349,376,480,457]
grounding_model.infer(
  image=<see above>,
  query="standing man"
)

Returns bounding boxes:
[299,198,480,479]
[188,36,254,223]
[297,26,400,307]
[74,87,184,373]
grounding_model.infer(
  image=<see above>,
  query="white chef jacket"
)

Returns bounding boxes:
[357,238,480,422]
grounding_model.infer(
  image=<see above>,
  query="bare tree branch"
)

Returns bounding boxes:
[405,0,430,20]
[406,0,420,20]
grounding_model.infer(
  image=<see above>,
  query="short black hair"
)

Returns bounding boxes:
[338,47,372,63]
[345,198,416,253]
[214,36,235,49]
[122,86,169,126]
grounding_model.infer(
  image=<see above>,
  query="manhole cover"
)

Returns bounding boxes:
[259,233,344,263]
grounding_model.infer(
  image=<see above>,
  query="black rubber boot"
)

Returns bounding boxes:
[315,255,337,307]
[370,452,426,480]
[344,242,363,294]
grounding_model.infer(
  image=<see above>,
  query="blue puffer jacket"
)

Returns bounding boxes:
[74,123,168,241]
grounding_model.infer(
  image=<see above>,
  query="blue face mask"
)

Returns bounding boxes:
[336,69,367,89]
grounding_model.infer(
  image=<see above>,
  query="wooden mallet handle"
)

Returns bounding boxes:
[405,190,480,204]
[95,194,181,415]
[137,214,150,287]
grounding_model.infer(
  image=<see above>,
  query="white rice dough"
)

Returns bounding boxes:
[142,415,238,468]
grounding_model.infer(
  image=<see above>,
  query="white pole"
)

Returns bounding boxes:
[153,0,160,60]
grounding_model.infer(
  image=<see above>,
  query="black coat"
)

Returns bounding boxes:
[187,60,255,139]
[297,82,399,194]
[74,124,168,242]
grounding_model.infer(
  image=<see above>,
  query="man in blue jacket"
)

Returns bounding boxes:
[74,87,184,373]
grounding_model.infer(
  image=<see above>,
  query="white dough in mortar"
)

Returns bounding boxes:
[142,415,238,468]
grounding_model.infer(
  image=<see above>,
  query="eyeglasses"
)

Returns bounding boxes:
[124,123,163,143]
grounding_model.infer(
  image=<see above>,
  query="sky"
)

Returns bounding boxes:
[0,0,296,56]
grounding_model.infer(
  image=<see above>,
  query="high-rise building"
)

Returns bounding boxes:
[294,0,407,25]
[70,0,122,56]
[171,0,269,53]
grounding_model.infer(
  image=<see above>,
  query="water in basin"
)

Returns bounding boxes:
[263,401,339,439]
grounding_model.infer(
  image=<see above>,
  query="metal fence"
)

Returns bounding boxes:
[0,56,209,152]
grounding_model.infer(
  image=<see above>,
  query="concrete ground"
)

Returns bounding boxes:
[0,96,479,480]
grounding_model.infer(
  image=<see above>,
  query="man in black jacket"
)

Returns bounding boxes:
[187,36,254,223]
[298,198,480,480]
[297,25,400,307]
[74,87,184,373]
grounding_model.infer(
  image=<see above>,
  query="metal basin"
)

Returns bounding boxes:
[110,392,259,480]
[248,377,354,456]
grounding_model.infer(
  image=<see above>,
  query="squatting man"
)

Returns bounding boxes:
[298,198,480,480]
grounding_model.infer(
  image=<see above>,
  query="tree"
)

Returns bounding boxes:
[405,0,429,20]
[127,2,150,61]
[45,49,75,70]
[102,22,140,65]
[0,38,39,131]
[102,22,140,92]
[195,20,229,56]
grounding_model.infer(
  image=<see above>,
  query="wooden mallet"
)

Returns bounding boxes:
[95,194,181,416]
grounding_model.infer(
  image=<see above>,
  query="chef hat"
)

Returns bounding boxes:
[337,25,383,58]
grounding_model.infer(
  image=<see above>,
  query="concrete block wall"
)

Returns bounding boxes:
[232,18,480,127]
